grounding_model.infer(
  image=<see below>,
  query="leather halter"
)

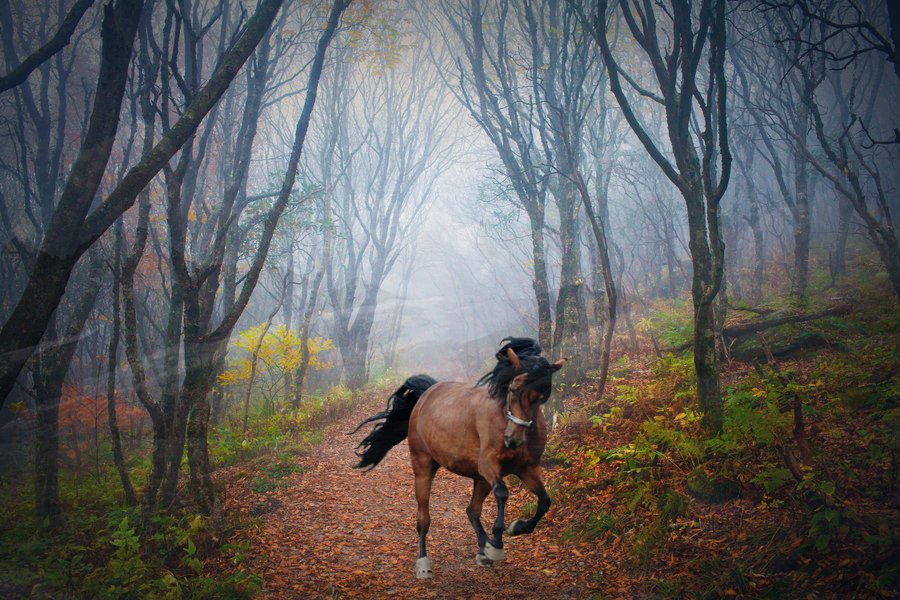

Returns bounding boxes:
[505,388,537,429]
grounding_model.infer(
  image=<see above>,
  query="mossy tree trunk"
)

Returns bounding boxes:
[590,0,731,434]
[33,252,104,527]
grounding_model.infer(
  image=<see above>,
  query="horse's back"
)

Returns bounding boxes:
[408,381,490,478]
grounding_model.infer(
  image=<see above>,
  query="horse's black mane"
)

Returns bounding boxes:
[477,337,555,402]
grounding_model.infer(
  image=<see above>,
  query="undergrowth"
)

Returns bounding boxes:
[551,286,900,598]
[0,385,361,599]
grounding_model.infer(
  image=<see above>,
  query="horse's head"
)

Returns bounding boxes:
[502,347,565,449]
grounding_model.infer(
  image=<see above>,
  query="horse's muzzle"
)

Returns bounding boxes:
[503,435,524,449]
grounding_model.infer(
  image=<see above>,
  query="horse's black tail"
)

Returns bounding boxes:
[350,374,437,471]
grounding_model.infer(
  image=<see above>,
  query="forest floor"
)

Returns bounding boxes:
[207,292,900,600]
[209,393,602,599]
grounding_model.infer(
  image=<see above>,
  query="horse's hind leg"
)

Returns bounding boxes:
[412,454,438,579]
[507,464,551,537]
[466,479,493,566]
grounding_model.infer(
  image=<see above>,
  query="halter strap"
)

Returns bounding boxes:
[505,389,534,429]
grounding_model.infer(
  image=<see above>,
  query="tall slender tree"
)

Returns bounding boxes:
[309,36,457,390]
[584,0,732,433]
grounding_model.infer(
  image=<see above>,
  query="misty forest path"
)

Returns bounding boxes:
[216,391,601,599]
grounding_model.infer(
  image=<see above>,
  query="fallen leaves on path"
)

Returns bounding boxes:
[210,394,602,599]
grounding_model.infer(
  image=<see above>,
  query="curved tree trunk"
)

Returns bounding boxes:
[591,0,730,434]
[33,251,104,527]
[182,0,351,526]
[107,222,137,505]
[294,267,325,406]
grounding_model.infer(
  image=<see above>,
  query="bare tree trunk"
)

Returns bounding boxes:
[242,278,287,432]
[107,222,137,505]
[562,123,617,399]
[33,388,61,526]
[33,251,104,527]
[118,187,167,526]
[688,198,725,433]
[790,153,811,300]
[831,198,852,281]
[747,194,766,304]
[663,220,680,299]
[531,221,553,350]
[183,337,226,527]
[294,267,325,406]
[551,179,588,373]
[158,285,185,510]
[590,0,731,434]
[182,0,351,525]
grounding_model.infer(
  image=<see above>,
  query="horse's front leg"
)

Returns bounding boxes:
[507,463,551,537]
[467,479,495,567]
[478,455,507,563]
[483,478,509,562]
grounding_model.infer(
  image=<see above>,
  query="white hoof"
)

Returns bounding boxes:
[475,552,494,567]
[507,519,526,536]
[483,541,504,562]
[415,556,433,580]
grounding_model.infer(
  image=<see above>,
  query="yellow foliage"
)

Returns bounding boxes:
[218,325,334,386]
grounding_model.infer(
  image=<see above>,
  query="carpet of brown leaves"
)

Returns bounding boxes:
[209,395,607,599]
[209,355,899,599]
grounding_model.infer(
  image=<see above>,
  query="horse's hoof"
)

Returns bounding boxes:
[507,519,526,536]
[415,556,433,579]
[475,551,494,567]
[483,541,504,562]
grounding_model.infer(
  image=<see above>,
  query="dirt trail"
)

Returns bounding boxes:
[217,395,599,599]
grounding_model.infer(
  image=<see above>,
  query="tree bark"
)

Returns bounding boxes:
[107,222,137,505]
[531,220,553,350]
[0,0,95,94]
[790,151,811,300]
[0,0,286,409]
[33,251,104,527]
[560,116,617,399]
[831,197,853,281]
[294,267,325,407]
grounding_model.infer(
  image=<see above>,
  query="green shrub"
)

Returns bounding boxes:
[686,468,740,503]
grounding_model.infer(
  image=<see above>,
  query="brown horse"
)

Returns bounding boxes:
[351,338,565,579]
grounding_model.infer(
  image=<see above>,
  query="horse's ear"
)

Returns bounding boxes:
[506,347,522,369]
[550,358,567,372]
[509,373,528,390]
